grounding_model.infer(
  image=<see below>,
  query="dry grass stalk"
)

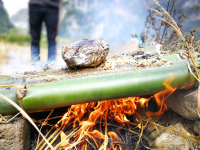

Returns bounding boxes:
[135,115,150,150]
[0,114,10,123]
[37,109,55,146]
[0,85,25,89]
[0,112,20,123]
[148,119,200,144]
[37,127,85,150]
[36,127,61,150]
[33,120,57,128]
[38,115,63,122]
[150,0,200,117]
[56,127,89,150]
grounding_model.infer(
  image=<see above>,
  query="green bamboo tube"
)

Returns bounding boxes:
[0,88,19,115]
[22,60,195,111]
[0,60,197,115]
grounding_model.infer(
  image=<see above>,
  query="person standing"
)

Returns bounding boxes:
[29,0,61,62]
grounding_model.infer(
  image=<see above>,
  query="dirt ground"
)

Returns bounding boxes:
[0,42,63,74]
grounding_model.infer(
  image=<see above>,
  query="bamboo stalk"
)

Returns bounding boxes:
[0,60,197,115]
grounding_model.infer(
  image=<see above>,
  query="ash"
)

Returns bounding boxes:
[101,51,169,70]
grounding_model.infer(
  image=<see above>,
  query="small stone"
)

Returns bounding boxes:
[153,123,191,150]
[136,51,144,55]
[153,60,165,66]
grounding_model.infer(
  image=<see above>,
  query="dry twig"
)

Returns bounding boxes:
[37,109,55,146]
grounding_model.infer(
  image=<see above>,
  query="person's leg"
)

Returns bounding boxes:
[29,5,44,62]
[44,6,59,62]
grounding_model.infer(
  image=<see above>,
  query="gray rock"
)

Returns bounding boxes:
[168,117,184,126]
[148,128,165,139]
[153,123,191,150]
[194,120,200,135]
[62,39,109,68]
[0,117,30,150]
[144,110,175,139]
[166,88,199,120]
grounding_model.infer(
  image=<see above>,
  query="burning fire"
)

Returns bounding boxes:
[53,77,177,149]
[146,76,177,116]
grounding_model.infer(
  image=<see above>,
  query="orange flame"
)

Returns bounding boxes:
[146,75,177,116]
[56,76,177,149]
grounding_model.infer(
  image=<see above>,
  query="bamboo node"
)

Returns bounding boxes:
[17,89,27,119]
[17,89,27,100]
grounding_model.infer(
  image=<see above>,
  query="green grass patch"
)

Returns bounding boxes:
[0,33,48,49]
[0,33,31,45]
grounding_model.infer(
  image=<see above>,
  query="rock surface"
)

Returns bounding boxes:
[153,123,191,150]
[166,87,199,120]
[61,39,109,68]
[0,117,30,150]
[194,120,200,135]
[144,109,175,140]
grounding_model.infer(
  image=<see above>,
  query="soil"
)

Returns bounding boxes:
[0,42,62,74]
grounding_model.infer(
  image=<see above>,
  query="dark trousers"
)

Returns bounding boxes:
[29,5,59,62]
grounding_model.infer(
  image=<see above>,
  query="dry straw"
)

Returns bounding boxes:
[149,0,200,117]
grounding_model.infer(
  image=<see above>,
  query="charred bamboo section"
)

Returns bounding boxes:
[0,60,197,115]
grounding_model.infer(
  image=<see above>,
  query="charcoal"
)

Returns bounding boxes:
[141,54,153,59]
[136,51,145,55]
[131,54,135,57]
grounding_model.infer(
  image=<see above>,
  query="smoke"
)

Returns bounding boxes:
[59,0,148,49]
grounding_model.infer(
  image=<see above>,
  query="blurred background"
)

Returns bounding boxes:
[0,0,200,73]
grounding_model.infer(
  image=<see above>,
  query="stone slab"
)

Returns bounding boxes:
[0,117,30,150]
